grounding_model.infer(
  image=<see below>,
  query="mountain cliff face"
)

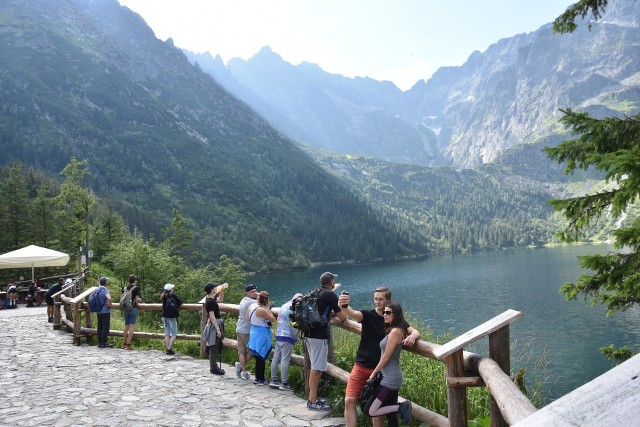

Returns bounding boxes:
[415,0,640,167]
[0,0,426,270]
[188,0,640,169]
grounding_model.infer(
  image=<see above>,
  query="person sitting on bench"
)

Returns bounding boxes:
[26,282,37,307]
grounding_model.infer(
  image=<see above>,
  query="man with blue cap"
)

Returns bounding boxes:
[96,277,113,348]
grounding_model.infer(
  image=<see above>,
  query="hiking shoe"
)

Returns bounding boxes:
[269,380,281,389]
[279,382,292,391]
[165,349,175,355]
[211,367,225,375]
[399,400,412,425]
[235,362,242,378]
[253,379,266,385]
[240,371,250,380]
[307,400,331,411]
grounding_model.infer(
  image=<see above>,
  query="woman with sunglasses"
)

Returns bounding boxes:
[367,302,412,426]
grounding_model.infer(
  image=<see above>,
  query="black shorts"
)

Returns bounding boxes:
[8,288,17,294]
[45,295,54,305]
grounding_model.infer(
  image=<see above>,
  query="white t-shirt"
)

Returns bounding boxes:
[236,296,256,334]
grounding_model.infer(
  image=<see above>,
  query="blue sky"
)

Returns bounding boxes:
[118,0,575,90]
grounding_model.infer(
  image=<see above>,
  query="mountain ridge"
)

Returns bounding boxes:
[185,0,639,169]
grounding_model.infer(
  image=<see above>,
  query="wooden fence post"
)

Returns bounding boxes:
[444,349,468,427]
[489,325,510,427]
[53,295,61,330]
[63,286,73,327]
[73,300,81,345]
[85,298,94,345]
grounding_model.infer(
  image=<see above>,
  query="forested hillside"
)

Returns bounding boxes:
[0,0,427,271]
[1,0,623,274]
[304,147,564,254]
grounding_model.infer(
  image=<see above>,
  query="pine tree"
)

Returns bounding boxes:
[546,0,639,361]
[0,161,30,251]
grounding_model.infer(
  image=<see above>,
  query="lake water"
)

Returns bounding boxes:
[253,244,640,403]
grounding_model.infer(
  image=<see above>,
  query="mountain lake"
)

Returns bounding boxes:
[253,243,640,403]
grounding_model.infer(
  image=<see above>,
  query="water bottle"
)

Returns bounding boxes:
[215,282,229,294]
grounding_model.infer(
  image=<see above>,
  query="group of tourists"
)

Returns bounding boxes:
[80,270,419,425]
[2,277,48,309]
[233,271,419,426]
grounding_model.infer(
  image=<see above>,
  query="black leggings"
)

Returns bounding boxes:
[368,385,400,427]
[254,356,266,381]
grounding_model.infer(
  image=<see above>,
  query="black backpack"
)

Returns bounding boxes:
[164,294,179,318]
[290,288,330,334]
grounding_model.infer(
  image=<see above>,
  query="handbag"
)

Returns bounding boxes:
[359,371,383,415]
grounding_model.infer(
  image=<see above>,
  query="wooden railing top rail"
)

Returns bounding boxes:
[433,309,522,359]
[51,283,78,299]
[69,286,97,304]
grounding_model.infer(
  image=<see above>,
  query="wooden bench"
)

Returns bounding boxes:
[433,309,523,427]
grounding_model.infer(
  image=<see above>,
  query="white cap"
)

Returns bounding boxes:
[164,283,175,291]
[65,278,73,285]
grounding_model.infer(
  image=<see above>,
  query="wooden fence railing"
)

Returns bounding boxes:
[51,292,536,426]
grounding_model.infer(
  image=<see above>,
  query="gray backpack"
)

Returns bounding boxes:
[119,286,134,312]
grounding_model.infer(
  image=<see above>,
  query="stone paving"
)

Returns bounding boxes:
[0,306,345,426]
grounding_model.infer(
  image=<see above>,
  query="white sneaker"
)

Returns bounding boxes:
[240,371,250,380]
[235,362,242,378]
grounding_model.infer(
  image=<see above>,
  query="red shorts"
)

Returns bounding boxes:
[346,362,374,398]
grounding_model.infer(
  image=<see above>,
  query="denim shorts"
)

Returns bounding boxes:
[162,317,178,336]
[124,308,138,325]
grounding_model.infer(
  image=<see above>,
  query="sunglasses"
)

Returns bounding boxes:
[382,310,393,315]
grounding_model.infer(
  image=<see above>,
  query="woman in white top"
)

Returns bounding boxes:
[247,291,275,384]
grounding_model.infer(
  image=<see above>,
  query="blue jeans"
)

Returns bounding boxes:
[162,317,178,336]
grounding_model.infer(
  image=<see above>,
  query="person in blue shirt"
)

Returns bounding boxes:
[96,277,113,348]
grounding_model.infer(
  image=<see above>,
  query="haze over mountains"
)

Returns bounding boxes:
[185,0,639,168]
[1,0,638,271]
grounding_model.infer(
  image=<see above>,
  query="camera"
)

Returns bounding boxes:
[341,290,349,308]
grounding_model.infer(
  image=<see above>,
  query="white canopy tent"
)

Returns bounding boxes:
[0,245,70,282]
